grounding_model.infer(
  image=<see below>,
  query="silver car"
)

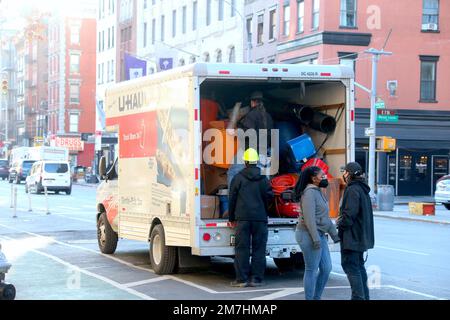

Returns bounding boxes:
[435,175,450,210]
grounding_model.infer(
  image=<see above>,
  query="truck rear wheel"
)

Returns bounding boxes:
[149,224,177,275]
[444,204,450,210]
[0,283,16,300]
[97,212,118,254]
[273,252,305,272]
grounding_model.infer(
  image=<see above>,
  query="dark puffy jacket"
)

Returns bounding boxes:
[228,166,272,222]
[238,107,274,151]
[337,179,375,252]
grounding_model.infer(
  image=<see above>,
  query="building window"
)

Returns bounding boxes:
[340,0,357,27]
[152,19,156,44]
[143,22,147,47]
[269,9,276,40]
[312,0,320,29]
[161,15,165,41]
[203,52,210,62]
[69,83,80,104]
[228,46,235,63]
[70,54,80,74]
[268,56,276,64]
[102,30,105,50]
[257,14,264,45]
[189,55,196,64]
[69,113,79,133]
[182,6,187,34]
[422,0,439,30]
[297,0,304,33]
[111,26,115,48]
[420,55,438,102]
[179,58,185,66]
[218,0,224,21]
[231,0,236,17]
[206,0,211,26]
[70,26,80,44]
[246,17,252,45]
[193,1,198,30]
[216,49,222,63]
[144,0,147,9]
[283,4,290,36]
[338,52,357,72]
[172,10,177,37]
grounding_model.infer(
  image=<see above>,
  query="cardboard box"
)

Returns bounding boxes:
[201,164,228,195]
[408,202,435,216]
[201,195,220,219]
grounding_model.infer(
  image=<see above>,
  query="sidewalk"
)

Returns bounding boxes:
[394,196,435,205]
[73,180,99,188]
[375,204,450,225]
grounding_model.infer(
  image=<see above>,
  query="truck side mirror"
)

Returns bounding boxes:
[99,156,107,180]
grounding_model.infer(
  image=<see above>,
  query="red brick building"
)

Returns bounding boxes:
[47,14,97,168]
[277,0,450,196]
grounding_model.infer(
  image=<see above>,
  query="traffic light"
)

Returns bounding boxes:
[1,79,8,95]
[376,136,396,152]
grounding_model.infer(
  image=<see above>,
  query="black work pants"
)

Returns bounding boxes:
[234,221,268,283]
[341,249,370,300]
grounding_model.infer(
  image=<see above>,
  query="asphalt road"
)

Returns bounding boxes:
[0,180,449,300]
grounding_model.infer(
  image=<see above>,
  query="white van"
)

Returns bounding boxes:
[26,161,72,195]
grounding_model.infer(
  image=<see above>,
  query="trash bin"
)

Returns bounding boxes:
[377,185,395,211]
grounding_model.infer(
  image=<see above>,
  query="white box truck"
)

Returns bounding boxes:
[96,63,355,274]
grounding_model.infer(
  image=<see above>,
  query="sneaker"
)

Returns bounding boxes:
[230,280,249,287]
[249,280,266,287]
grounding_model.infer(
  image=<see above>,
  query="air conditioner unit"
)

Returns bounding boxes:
[422,23,438,31]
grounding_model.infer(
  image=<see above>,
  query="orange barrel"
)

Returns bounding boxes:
[325,178,342,218]
[200,99,219,132]
[204,121,238,169]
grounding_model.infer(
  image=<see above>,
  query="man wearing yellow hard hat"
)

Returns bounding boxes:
[228,148,273,287]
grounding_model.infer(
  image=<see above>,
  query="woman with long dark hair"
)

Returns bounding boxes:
[294,166,340,300]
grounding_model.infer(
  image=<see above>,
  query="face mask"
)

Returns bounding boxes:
[319,179,329,188]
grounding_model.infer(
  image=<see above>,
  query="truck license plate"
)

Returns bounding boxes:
[230,235,235,246]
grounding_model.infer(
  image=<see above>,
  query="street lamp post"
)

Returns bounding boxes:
[219,0,252,63]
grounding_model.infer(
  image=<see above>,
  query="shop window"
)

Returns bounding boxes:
[399,155,412,181]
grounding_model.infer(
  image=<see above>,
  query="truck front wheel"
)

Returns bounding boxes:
[97,212,118,254]
[149,224,177,275]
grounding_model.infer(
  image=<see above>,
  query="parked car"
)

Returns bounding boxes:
[25,160,72,195]
[435,175,450,210]
[8,160,36,184]
[0,159,9,180]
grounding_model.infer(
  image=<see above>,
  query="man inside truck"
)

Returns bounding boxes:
[227,91,274,189]
[228,148,273,288]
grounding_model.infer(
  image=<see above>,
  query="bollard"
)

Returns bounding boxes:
[27,189,33,212]
[10,184,13,209]
[44,186,50,215]
[12,187,17,219]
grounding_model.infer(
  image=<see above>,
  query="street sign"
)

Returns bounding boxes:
[375,98,385,109]
[365,127,375,137]
[377,109,398,122]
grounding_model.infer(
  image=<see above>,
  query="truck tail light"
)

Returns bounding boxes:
[203,233,211,242]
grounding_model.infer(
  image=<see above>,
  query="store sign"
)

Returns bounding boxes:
[54,136,84,152]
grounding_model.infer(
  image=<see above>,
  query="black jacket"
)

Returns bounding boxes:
[337,179,375,252]
[238,107,274,151]
[228,166,272,222]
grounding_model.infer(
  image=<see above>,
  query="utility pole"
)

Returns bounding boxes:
[365,48,392,202]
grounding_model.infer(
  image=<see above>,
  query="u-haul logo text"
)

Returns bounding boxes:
[118,92,145,112]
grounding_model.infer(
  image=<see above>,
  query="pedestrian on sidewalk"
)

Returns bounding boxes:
[228,148,273,287]
[337,162,375,300]
[294,166,340,300]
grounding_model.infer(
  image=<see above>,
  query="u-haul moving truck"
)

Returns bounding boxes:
[97,63,355,274]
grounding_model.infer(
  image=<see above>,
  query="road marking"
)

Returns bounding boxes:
[385,285,446,300]
[0,223,445,299]
[123,276,170,288]
[0,235,154,300]
[252,288,304,300]
[375,245,430,256]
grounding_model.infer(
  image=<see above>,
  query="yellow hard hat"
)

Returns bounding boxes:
[243,148,259,162]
